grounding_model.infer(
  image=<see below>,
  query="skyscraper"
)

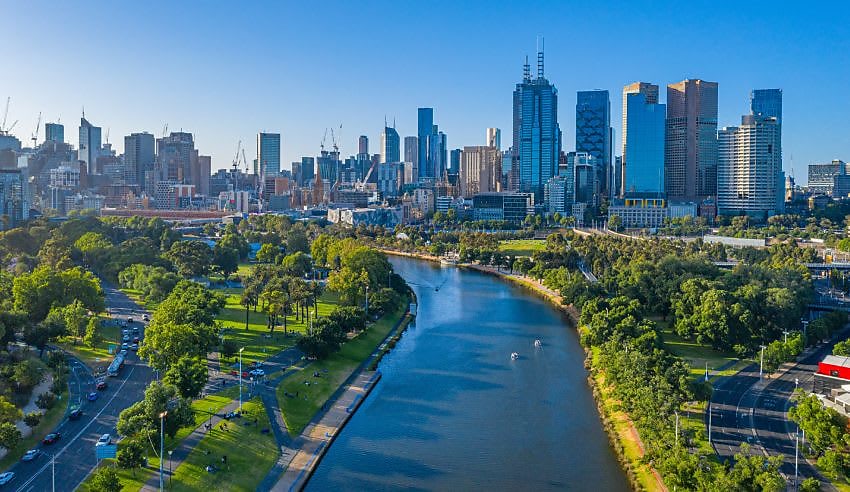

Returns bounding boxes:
[576,90,612,197]
[622,85,666,194]
[665,79,718,200]
[78,117,102,175]
[380,125,400,163]
[717,114,784,216]
[513,47,561,202]
[417,108,433,179]
[486,128,501,150]
[404,136,418,165]
[45,123,64,143]
[257,132,281,177]
[450,148,461,175]
[460,146,501,198]
[124,132,155,190]
[157,132,194,183]
[358,135,369,155]
[751,89,783,124]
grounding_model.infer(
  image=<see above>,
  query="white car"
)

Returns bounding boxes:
[249,369,265,377]
[96,434,111,446]
[21,449,38,462]
[0,472,14,485]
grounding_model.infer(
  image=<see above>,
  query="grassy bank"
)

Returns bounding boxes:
[276,300,407,436]
[0,385,68,471]
[55,316,121,371]
[498,239,546,257]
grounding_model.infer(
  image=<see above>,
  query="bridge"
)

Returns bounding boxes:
[713,261,850,273]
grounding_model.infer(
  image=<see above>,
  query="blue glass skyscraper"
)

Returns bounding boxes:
[751,89,782,124]
[257,132,281,177]
[512,48,560,202]
[576,90,612,197]
[623,91,666,194]
[417,108,433,179]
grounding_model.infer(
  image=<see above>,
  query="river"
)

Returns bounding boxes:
[307,257,629,491]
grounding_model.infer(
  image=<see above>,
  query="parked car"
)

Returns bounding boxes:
[0,472,14,485]
[43,433,61,445]
[69,407,83,420]
[87,392,98,402]
[96,434,111,446]
[21,450,39,462]
[96,379,107,390]
[130,343,139,351]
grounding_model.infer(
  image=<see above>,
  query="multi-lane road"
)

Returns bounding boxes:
[8,284,153,492]
[710,339,841,487]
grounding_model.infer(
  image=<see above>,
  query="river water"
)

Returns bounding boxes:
[307,257,629,491]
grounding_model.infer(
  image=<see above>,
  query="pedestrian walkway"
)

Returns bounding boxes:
[269,371,381,492]
[139,399,240,491]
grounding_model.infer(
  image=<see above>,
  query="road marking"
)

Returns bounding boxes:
[15,364,138,492]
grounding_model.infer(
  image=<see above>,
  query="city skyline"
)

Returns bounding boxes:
[2,1,848,182]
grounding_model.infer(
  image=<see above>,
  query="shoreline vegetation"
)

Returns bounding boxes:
[381,248,664,491]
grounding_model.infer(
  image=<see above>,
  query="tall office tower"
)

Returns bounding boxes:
[459,146,501,198]
[316,150,340,185]
[622,86,666,194]
[717,114,784,216]
[301,157,315,185]
[751,89,782,124]
[417,108,433,178]
[78,117,102,175]
[576,90,612,197]
[404,136,418,166]
[257,132,281,177]
[157,132,195,183]
[570,152,599,205]
[358,135,369,155]
[195,155,211,196]
[486,128,501,150]
[124,132,155,189]
[380,125,400,163]
[665,79,718,200]
[432,130,447,178]
[613,156,623,198]
[513,47,561,202]
[45,123,64,143]
[0,169,27,230]
[450,148,461,175]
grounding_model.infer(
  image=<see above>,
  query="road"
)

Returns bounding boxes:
[710,340,841,488]
[8,284,154,492]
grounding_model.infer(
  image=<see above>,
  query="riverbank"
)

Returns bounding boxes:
[381,248,663,491]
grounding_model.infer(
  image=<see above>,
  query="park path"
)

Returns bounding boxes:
[139,399,241,492]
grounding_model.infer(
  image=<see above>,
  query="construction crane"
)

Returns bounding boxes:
[161,123,168,138]
[329,125,340,154]
[320,128,328,152]
[30,112,41,148]
[0,97,18,136]
[242,148,250,174]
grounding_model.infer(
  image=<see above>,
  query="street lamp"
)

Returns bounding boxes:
[208,406,213,430]
[168,450,173,488]
[759,345,767,379]
[159,411,167,492]
[238,347,245,413]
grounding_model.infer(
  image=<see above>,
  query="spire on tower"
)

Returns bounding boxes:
[537,36,544,78]
[523,55,530,82]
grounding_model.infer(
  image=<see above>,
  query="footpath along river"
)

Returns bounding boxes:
[307,256,629,491]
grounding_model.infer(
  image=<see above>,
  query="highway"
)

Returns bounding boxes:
[710,340,840,488]
[8,284,154,492]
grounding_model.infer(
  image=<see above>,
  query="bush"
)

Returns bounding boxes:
[23,412,41,428]
[800,477,821,492]
[35,392,56,410]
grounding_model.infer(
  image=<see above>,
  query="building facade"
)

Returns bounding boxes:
[78,117,102,175]
[125,132,155,190]
[486,128,501,149]
[257,132,281,177]
[665,79,718,200]
[809,160,849,196]
[380,125,400,163]
[576,90,612,197]
[460,146,501,198]
[622,87,666,194]
[45,123,64,143]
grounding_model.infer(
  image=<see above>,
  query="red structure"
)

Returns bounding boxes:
[818,355,850,380]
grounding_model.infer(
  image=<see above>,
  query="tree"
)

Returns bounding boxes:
[327,267,369,306]
[328,306,367,333]
[164,240,213,278]
[84,317,101,348]
[117,381,194,439]
[0,422,22,450]
[256,243,279,264]
[818,450,847,481]
[221,339,237,361]
[800,477,822,492]
[608,215,622,232]
[0,396,22,424]
[835,340,850,357]
[13,266,103,322]
[13,360,43,392]
[218,232,250,260]
[281,252,312,278]
[117,439,146,476]
[286,228,310,254]
[163,356,208,399]
[310,234,334,267]
[89,465,122,492]
[36,392,56,410]
[23,412,41,429]
[213,245,239,280]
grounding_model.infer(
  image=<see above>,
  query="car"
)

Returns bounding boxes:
[121,342,129,350]
[96,434,111,446]
[87,392,99,402]
[122,335,129,342]
[21,449,39,462]
[43,433,61,445]
[120,349,128,356]
[96,380,107,390]
[142,314,149,321]
[132,336,140,343]
[249,369,265,377]
[69,407,83,420]
[127,317,133,323]
[133,327,140,334]
[0,472,14,485]
[130,343,139,351]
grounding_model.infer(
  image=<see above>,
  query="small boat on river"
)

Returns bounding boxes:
[510,352,519,360]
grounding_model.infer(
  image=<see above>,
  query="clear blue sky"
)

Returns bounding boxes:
[3,0,848,182]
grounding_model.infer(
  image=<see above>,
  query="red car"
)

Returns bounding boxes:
[96,380,107,390]
[43,433,61,445]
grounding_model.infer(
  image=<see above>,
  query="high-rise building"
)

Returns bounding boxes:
[570,152,599,205]
[380,125,400,163]
[459,146,501,198]
[0,169,27,230]
[513,48,561,202]
[576,90,612,197]
[78,117,102,175]
[751,89,783,124]
[257,132,281,177]
[449,148,461,176]
[157,132,195,183]
[316,150,340,185]
[45,123,64,143]
[665,79,718,200]
[622,86,666,194]
[808,160,849,196]
[301,157,315,185]
[358,135,369,155]
[417,108,433,178]
[124,132,155,190]
[195,155,211,196]
[404,136,418,168]
[486,128,501,150]
[717,114,784,217]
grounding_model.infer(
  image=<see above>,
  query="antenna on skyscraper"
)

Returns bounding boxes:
[523,55,530,81]
[537,36,544,78]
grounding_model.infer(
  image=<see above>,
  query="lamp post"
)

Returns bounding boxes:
[51,452,55,492]
[759,345,767,379]
[159,411,167,492]
[674,410,679,448]
[239,347,245,413]
[208,406,213,430]
[168,450,173,488]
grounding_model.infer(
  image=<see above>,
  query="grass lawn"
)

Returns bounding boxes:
[660,327,743,378]
[216,290,339,367]
[0,385,68,472]
[498,239,546,257]
[169,398,277,492]
[679,401,714,457]
[55,316,121,373]
[276,301,408,436]
[77,457,154,492]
